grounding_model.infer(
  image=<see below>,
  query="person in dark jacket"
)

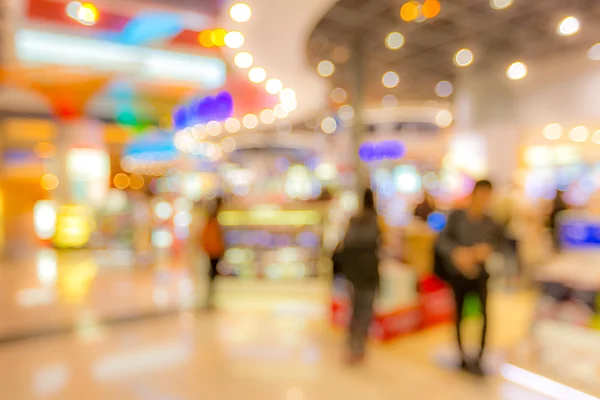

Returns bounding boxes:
[339,189,380,364]
[435,180,502,376]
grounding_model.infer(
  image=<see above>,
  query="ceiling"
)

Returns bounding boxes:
[308,0,600,107]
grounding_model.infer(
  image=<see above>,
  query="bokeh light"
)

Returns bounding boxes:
[382,71,399,88]
[454,48,474,67]
[234,52,253,68]
[588,43,600,60]
[385,32,405,50]
[130,174,145,190]
[435,109,453,128]
[490,0,513,10]
[41,174,59,191]
[569,126,589,142]
[248,67,267,83]
[211,29,227,47]
[331,88,347,103]
[243,114,259,129]
[338,105,354,121]
[221,137,237,153]
[113,173,130,190]
[592,130,600,144]
[435,81,453,97]
[317,60,335,77]
[382,94,398,108]
[400,1,419,22]
[321,117,337,134]
[260,109,276,124]
[265,78,283,94]
[557,16,580,36]
[274,104,289,119]
[225,118,241,133]
[543,123,563,140]
[199,30,215,47]
[422,0,441,19]
[206,121,222,136]
[67,2,98,26]
[507,61,528,80]
[224,31,245,48]
[230,3,252,22]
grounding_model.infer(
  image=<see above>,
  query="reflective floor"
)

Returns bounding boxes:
[0,250,546,399]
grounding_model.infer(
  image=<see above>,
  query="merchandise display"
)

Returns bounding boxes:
[506,216,600,397]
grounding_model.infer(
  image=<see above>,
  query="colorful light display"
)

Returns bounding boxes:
[359,140,406,162]
[173,91,234,130]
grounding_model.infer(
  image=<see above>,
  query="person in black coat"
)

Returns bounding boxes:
[336,189,380,364]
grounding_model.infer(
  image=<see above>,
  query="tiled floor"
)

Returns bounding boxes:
[0,250,547,399]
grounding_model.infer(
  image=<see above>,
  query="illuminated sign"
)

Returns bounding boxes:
[359,140,406,162]
[173,91,234,129]
[16,30,226,89]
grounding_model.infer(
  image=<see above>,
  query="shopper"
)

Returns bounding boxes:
[201,197,225,309]
[337,189,380,364]
[549,189,568,252]
[434,180,502,376]
[414,191,436,221]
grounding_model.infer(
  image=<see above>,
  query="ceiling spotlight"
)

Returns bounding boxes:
[490,0,513,10]
[338,105,354,121]
[558,16,580,36]
[260,109,275,124]
[569,126,589,142]
[435,109,453,128]
[225,118,241,133]
[400,1,419,22]
[248,67,267,83]
[331,88,347,103]
[588,43,600,60]
[382,71,399,88]
[593,130,600,144]
[422,0,441,19]
[385,32,405,50]
[317,60,335,77]
[454,48,474,67]
[234,52,253,68]
[507,61,528,80]
[242,114,259,129]
[224,31,244,48]
[230,3,252,23]
[321,117,337,134]
[543,123,563,140]
[435,81,453,97]
[382,94,398,108]
[265,78,283,94]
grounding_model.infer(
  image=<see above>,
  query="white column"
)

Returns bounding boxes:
[454,69,522,187]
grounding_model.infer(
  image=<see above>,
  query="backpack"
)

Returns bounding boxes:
[201,217,225,258]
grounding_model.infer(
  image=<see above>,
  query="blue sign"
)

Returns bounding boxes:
[560,218,600,248]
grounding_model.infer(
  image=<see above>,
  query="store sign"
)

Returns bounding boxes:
[359,140,406,162]
[173,91,234,129]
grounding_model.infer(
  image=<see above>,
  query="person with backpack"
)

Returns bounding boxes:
[434,180,502,376]
[335,189,380,364]
[201,197,225,309]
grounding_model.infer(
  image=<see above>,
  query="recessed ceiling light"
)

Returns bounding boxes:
[382,71,399,88]
[569,126,589,142]
[490,0,513,10]
[507,61,527,80]
[317,60,335,77]
[557,16,580,36]
[454,48,474,67]
[385,32,405,50]
[435,81,453,97]
[543,123,562,140]
[230,3,252,23]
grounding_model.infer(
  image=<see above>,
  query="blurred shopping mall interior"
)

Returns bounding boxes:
[0,0,599,398]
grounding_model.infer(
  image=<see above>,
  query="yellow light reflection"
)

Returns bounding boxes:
[218,210,322,226]
[53,205,93,248]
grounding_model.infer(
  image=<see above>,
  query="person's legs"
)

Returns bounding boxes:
[348,287,376,359]
[451,281,468,366]
[477,276,489,361]
[206,258,219,308]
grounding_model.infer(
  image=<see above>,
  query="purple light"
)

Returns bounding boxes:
[359,140,406,162]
